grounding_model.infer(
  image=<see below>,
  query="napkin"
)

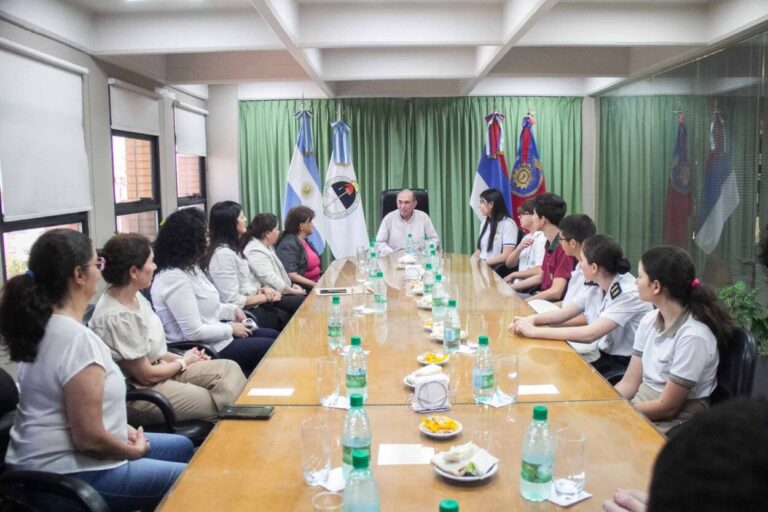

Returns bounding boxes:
[413,364,443,378]
[431,443,499,477]
[398,254,417,265]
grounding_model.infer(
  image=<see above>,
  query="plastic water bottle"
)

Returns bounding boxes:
[443,299,461,354]
[346,336,368,400]
[431,273,446,324]
[372,271,387,313]
[472,335,495,404]
[520,405,554,502]
[327,295,343,350]
[422,263,434,295]
[430,249,439,273]
[406,233,414,258]
[368,251,379,280]
[342,394,372,480]
[439,500,459,512]
[344,449,380,511]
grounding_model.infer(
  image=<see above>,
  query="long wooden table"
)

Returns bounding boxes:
[159,254,665,511]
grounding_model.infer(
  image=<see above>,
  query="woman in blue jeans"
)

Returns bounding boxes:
[0,229,193,511]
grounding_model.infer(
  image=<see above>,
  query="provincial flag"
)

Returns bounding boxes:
[469,112,513,222]
[510,115,546,226]
[322,120,369,258]
[694,111,739,255]
[663,113,692,247]
[283,109,326,253]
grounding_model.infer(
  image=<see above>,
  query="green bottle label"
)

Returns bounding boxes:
[521,460,552,484]
[343,443,371,467]
[346,372,367,389]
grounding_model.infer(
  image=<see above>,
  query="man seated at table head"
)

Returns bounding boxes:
[375,188,440,257]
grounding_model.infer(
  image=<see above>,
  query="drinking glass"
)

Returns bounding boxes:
[495,355,519,404]
[301,416,331,485]
[445,282,459,308]
[317,357,340,407]
[553,428,587,499]
[355,246,369,284]
[465,313,487,346]
[441,257,452,283]
[446,359,465,405]
[312,492,344,511]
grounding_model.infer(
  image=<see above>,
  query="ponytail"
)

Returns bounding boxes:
[0,229,92,362]
[582,235,631,275]
[641,246,734,348]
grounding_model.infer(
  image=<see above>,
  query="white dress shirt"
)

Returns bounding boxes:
[375,209,439,257]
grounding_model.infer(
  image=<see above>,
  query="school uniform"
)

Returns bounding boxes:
[562,265,602,362]
[477,217,518,260]
[537,234,577,299]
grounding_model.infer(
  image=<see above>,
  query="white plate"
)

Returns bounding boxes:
[417,352,450,365]
[434,462,498,482]
[403,375,416,388]
[419,419,463,439]
[417,299,432,310]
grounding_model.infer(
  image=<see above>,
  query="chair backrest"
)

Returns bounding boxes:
[712,327,758,403]
[380,188,429,221]
[0,368,19,474]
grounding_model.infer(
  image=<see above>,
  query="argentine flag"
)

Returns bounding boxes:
[283,110,326,253]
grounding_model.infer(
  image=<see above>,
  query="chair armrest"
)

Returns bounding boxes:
[125,388,176,432]
[166,342,220,359]
[0,470,109,512]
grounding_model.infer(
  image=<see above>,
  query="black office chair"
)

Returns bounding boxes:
[125,387,214,447]
[711,327,758,404]
[380,188,430,220]
[0,369,108,512]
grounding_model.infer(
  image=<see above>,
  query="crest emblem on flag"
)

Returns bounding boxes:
[323,176,361,219]
[511,116,545,199]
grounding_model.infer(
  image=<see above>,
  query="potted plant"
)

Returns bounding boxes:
[719,281,768,398]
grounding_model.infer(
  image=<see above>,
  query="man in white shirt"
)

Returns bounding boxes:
[375,189,439,256]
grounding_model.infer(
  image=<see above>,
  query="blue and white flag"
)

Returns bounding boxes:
[694,112,739,254]
[283,110,326,253]
[322,121,368,258]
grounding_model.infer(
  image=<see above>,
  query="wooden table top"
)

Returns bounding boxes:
[158,401,664,512]
[238,253,618,406]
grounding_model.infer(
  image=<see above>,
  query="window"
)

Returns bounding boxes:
[176,154,207,209]
[111,131,161,238]
[0,213,88,280]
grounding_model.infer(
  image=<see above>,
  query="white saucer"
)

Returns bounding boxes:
[419,420,463,439]
[434,462,498,482]
[417,299,432,310]
[403,375,416,388]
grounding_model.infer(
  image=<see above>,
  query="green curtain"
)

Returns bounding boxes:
[239,96,582,256]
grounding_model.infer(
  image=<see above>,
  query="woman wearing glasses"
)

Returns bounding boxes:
[503,198,546,282]
[0,229,193,511]
[90,233,245,426]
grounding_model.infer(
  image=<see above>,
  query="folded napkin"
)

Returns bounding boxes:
[413,364,442,378]
[398,254,417,264]
[431,443,499,477]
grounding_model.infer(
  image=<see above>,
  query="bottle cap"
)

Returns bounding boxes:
[408,233,413,238]
[331,296,340,304]
[439,500,459,512]
[431,250,437,255]
[377,271,383,278]
[425,263,432,270]
[435,274,443,282]
[350,393,364,408]
[352,449,370,469]
[533,405,548,421]
[351,335,361,346]
[370,252,376,258]
[478,335,489,346]
[448,299,457,307]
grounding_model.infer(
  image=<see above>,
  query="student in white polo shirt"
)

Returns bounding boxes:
[614,246,734,434]
[472,188,518,277]
[510,235,652,377]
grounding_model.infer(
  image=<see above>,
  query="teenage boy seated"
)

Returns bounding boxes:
[510,193,576,302]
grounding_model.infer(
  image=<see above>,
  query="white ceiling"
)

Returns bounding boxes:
[3,0,767,98]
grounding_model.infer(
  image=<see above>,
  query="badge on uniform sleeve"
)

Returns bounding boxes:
[610,282,622,299]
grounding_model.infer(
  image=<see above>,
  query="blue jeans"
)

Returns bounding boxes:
[71,433,194,512]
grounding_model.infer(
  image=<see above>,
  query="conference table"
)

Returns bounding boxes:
[159,253,665,511]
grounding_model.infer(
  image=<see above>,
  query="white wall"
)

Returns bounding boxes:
[207,85,241,207]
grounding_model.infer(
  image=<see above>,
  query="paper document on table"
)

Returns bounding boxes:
[247,387,294,397]
[527,299,560,314]
[377,444,435,465]
[518,384,559,395]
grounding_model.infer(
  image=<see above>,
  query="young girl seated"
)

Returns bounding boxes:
[614,246,733,433]
[510,235,652,377]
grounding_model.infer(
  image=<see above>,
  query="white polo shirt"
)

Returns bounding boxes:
[563,265,602,362]
[633,310,719,398]
[572,272,652,357]
[518,231,546,272]
[477,217,518,260]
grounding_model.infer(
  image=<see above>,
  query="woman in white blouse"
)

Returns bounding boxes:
[243,213,307,298]
[0,229,193,511]
[150,208,278,377]
[90,233,245,425]
[472,188,518,276]
[204,202,303,331]
[614,246,734,433]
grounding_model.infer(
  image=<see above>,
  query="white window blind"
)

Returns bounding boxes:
[174,103,208,157]
[0,41,92,222]
[109,79,161,136]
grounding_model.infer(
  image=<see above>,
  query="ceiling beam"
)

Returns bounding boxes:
[321,47,477,81]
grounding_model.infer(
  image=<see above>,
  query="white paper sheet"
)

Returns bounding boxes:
[377,444,435,465]
[518,384,559,395]
[247,387,294,397]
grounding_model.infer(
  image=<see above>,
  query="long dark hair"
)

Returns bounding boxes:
[203,201,243,269]
[280,206,315,244]
[154,208,207,272]
[477,188,511,253]
[582,235,631,275]
[0,229,92,362]
[641,246,734,346]
[100,233,152,287]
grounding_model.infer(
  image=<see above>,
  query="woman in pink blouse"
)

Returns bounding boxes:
[275,206,322,291]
